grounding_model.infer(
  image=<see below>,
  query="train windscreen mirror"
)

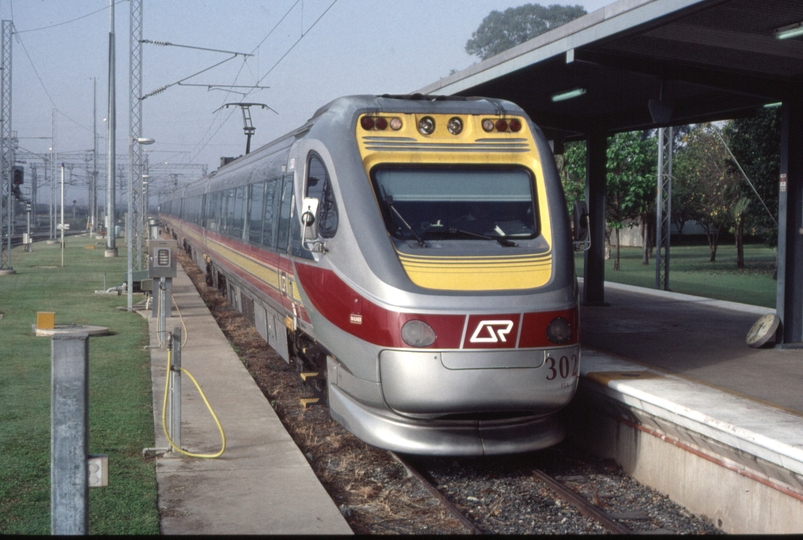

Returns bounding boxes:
[573,200,589,241]
[147,239,178,278]
[301,197,319,241]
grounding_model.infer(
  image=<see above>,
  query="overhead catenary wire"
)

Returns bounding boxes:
[184,0,303,162]
[140,54,242,100]
[13,0,126,34]
[187,0,339,163]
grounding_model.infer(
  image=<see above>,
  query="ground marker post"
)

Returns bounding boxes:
[51,333,89,535]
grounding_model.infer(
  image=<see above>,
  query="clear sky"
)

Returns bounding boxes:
[2,0,614,203]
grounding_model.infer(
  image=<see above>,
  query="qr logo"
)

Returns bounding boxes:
[469,320,514,343]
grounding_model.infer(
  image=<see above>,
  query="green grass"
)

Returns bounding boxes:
[576,242,777,308]
[0,236,159,535]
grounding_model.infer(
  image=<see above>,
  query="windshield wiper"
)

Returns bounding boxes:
[387,199,427,247]
[447,227,518,247]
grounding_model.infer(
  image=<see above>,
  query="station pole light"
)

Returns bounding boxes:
[127,136,154,312]
[105,0,117,258]
[60,163,65,267]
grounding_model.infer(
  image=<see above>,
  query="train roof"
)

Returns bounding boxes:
[167,94,531,200]
[310,94,527,121]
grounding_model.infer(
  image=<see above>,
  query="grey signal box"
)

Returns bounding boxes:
[147,239,177,278]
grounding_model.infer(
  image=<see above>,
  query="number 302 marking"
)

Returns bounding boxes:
[545,354,578,381]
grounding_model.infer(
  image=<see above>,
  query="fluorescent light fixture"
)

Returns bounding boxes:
[764,102,782,108]
[551,87,586,102]
[774,22,803,40]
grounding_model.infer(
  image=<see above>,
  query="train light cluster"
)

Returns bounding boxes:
[546,317,573,345]
[401,319,437,347]
[361,116,403,131]
[482,117,523,133]
[446,117,463,135]
[361,114,523,135]
[418,116,436,135]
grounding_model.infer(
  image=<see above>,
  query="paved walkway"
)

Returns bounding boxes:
[580,281,801,413]
[144,267,352,535]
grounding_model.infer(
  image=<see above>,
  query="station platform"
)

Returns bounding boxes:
[571,281,803,534]
[144,267,352,535]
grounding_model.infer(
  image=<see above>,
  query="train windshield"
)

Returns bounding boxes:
[372,167,538,244]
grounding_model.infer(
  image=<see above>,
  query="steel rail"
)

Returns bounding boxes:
[531,467,632,535]
[390,452,483,535]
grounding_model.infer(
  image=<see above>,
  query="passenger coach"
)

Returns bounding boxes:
[161,94,580,455]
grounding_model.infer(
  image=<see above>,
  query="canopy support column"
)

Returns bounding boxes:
[583,131,607,306]
[777,99,803,347]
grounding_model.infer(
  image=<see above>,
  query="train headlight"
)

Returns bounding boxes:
[546,317,573,345]
[418,116,436,135]
[401,320,437,347]
[390,117,403,130]
[447,117,463,135]
[482,119,495,132]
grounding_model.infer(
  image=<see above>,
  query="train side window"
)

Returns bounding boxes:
[218,190,226,234]
[230,187,245,239]
[262,178,279,248]
[223,188,235,236]
[208,191,220,233]
[249,181,265,244]
[204,193,212,232]
[276,175,294,251]
[306,155,338,238]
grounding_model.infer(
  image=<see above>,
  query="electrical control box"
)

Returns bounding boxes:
[147,239,177,278]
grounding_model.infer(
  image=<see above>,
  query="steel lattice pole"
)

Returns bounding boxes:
[130,0,143,271]
[1,21,13,272]
[655,126,672,290]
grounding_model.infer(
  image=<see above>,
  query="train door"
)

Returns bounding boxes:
[277,174,295,314]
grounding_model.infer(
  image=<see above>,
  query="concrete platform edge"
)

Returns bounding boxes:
[568,348,803,534]
[580,278,776,316]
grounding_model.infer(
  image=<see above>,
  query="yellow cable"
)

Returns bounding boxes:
[167,288,189,348]
[161,347,226,458]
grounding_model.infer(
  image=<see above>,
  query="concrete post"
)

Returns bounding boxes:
[51,333,89,535]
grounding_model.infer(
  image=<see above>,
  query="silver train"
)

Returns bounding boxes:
[160,94,580,455]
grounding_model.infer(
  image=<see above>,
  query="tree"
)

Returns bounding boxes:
[466,3,587,60]
[672,123,736,263]
[722,107,781,249]
[605,131,657,270]
[560,132,657,271]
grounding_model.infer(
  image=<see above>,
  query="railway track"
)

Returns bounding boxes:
[394,445,725,534]
[4,229,85,249]
[391,452,483,534]
[530,466,632,534]
[394,451,634,534]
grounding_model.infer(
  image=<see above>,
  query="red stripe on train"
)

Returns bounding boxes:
[294,263,578,349]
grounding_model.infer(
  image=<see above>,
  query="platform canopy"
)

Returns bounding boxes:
[419,0,803,347]
[420,0,803,140]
